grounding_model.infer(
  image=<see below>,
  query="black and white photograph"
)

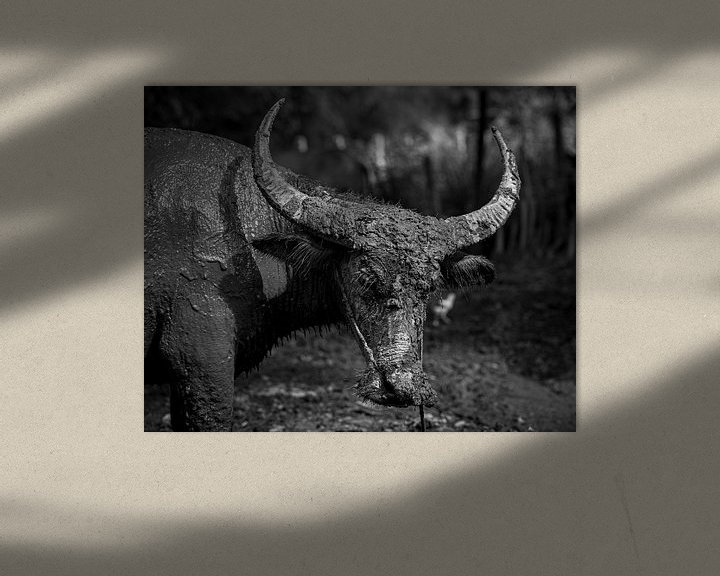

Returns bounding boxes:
[144,86,576,432]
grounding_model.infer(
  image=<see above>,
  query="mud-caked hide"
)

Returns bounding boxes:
[144,99,520,430]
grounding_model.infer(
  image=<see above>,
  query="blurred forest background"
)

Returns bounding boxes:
[145,86,576,258]
[144,87,576,431]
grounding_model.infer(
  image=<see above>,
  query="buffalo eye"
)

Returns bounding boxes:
[355,269,385,297]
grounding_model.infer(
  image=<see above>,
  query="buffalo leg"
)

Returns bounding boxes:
[159,292,236,431]
[170,382,188,431]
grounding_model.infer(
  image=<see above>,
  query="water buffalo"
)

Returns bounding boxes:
[144,99,520,431]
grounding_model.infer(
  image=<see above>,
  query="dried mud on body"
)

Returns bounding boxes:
[145,257,575,432]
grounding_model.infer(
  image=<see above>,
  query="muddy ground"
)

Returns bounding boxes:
[145,256,575,432]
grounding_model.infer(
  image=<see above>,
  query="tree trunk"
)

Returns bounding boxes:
[551,88,571,255]
[424,154,443,215]
[473,88,489,210]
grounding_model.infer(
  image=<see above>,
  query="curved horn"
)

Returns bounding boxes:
[445,126,521,249]
[252,99,356,246]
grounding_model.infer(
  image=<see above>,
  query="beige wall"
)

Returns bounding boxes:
[1,2,718,574]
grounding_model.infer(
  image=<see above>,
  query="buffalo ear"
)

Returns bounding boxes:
[252,233,347,277]
[441,252,496,289]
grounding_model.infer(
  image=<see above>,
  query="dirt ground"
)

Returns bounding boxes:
[145,256,575,432]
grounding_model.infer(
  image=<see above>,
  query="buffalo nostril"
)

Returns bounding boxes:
[381,376,396,395]
[382,370,413,394]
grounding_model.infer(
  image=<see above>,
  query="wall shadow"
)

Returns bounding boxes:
[2,5,719,575]
[3,345,718,574]
[0,50,161,311]
[581,146,720,238]
[2,2,719,71]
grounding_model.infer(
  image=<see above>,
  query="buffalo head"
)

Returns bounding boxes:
[252,99,520,409]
